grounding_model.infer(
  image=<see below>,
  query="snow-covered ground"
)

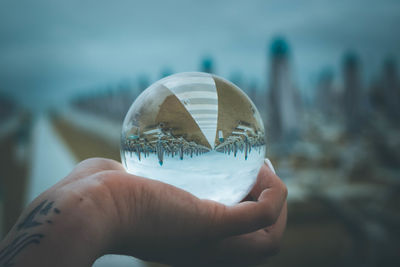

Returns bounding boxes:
[123,148,265,206]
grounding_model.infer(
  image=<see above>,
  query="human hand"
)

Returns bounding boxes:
[0,158,287,267]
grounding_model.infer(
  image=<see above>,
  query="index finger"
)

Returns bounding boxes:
[211,162,287,238]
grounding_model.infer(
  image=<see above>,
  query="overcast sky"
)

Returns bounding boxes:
[1,0,399,110]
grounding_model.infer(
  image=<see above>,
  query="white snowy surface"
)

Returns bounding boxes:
[26,115,77,203]
[123,148,265,206]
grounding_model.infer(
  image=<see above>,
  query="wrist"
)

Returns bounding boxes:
[3,184,119,266]
[0,197,106,267]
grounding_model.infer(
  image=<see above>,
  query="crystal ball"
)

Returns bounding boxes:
[121,72,265,205]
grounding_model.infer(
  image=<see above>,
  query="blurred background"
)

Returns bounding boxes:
[1,0,399,266]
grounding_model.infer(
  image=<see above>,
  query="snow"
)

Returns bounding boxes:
[123,148,265,206]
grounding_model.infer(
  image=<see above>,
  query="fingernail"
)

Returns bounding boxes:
[264,158,276,174]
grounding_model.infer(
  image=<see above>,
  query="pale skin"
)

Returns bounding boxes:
[0,158,287,267]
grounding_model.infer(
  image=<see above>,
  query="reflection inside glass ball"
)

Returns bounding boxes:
[121,72,265,205]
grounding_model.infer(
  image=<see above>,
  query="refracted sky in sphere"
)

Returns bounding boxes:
[0,0,399,110]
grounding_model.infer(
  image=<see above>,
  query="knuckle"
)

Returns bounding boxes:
[205,202,227,238]
[260,203,276,226]
[78,157,99,165]
[78,158,123,171]
[77,157,105,168]
[89,171,127,224]
[273,175,287,199]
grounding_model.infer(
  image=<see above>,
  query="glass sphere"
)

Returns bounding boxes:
[121,72,265,205]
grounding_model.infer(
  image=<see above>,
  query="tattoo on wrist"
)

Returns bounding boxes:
[0,199,61,266]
